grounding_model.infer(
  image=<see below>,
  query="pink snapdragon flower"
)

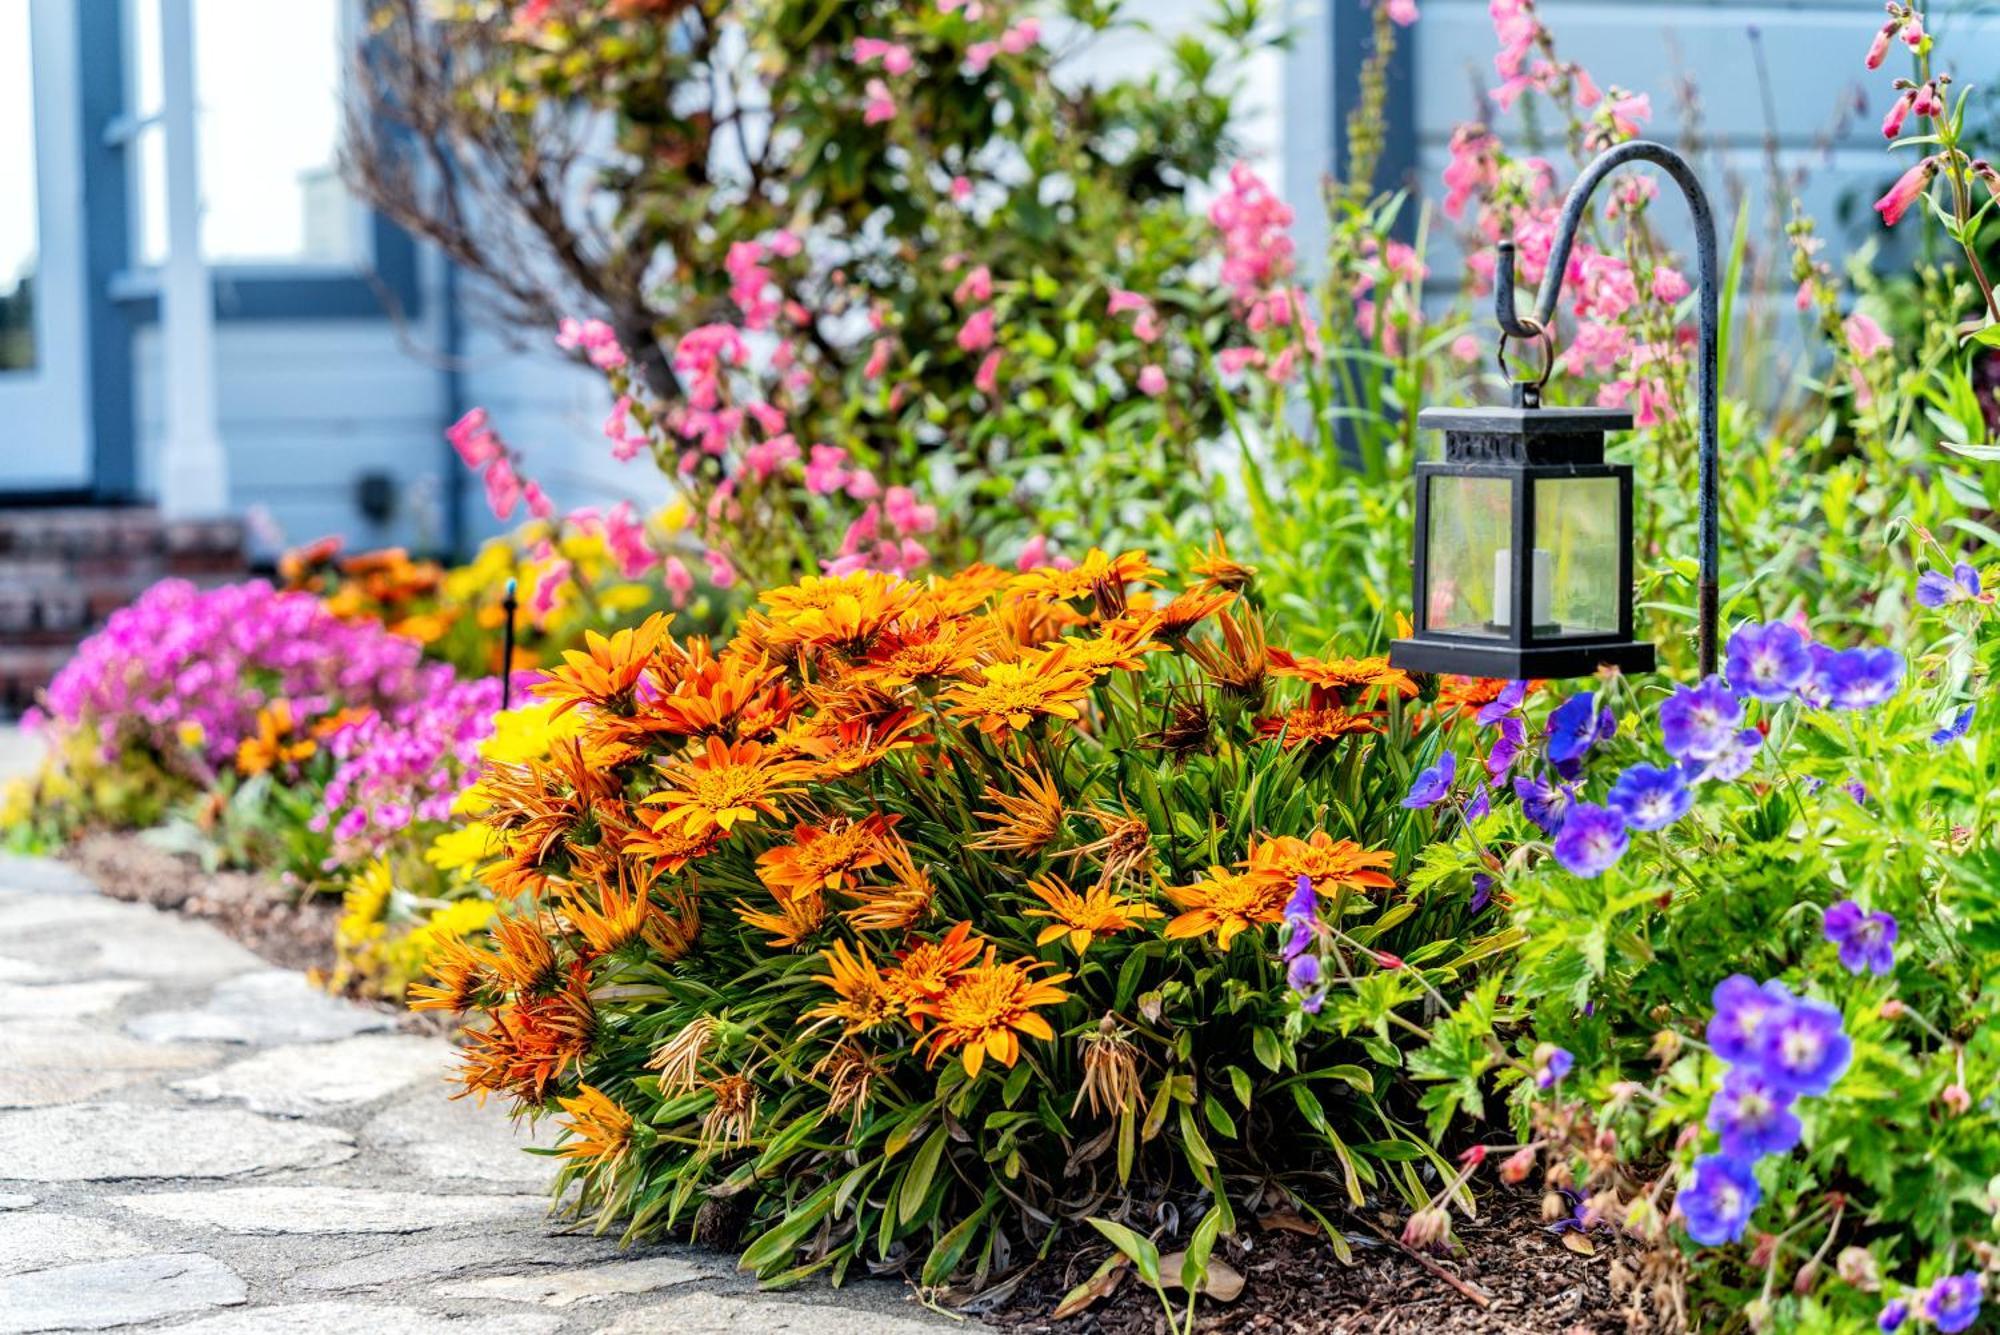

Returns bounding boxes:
[600,502,654,579]
[999,18,1040,53]
[1844,312,1894,360]
[1209,163,1296,307]
[663,555,694,609]
[602,395,646,463]
[863,78,897,125]
[447,408,501,468]
[975,349,1003,395]
[556,316,626,370]
[483,456,522,521]
[1137,365,1168,396]
[957,307,998,353]
[851,37,914,75]
[954,265,994,306]
[804,444,853,495]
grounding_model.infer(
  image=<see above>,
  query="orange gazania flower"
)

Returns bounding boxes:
[1058,618,1167,675]
[555,1084,633,1166]
[453,966,596,1105]
[1255,705,1383,749]
[909,948,1071,1079]
[1163,866,1288,949]
[943,646,1097,740]
[1433,674,1534,719]
[735,892,825,949]
[409,935,497,1013]
[1009,548,1161,606]
[755,814,897,902]
[532,613,679,716]
[856,616,992,689]
[972,760,1067,857]
[1268,649,1417,701]
[1185,605,1269,702]
[1189,531,1257,592]
[309,705,375,740]
[885,920,984,1010]
[778,708,928,779]
[756,571,915,657]
[486,912,560,994]
[1022,874,1163,955]
[1152,588,1237,639]
[558,858,654,956]
[840,840,936,932]
[805,939,901,1033]
[1243,831,1396,897]
[235,700,317,776]
[620,818,722,877]
[617,643,791,743]
[645,737,807,838]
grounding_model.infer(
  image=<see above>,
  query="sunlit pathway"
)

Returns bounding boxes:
[0,852,953,1334]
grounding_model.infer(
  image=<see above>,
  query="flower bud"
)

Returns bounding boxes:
[1838,1246,1882,1292]
[1458,1144,1487,1167]
[1944,1084,1972,1115]
[1401,1206,1452,1251]
[1750,1232,1779,1268]
[1794,1260,1821,1295]
[1542,1191,1570,1223]
[1501,1146,1537,1184]
[1880,998,1906,1020]
[1744,1298,1774,1333]
[1649,1030,1683,1063]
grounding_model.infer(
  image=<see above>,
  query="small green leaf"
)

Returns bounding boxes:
[1086,1217,1163,1288]
[898,1124,948,1225]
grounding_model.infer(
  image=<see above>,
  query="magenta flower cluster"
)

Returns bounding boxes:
[41,579,435,778]
[313,673,507,862]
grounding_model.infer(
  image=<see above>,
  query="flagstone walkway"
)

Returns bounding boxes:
[0,852,956,1334]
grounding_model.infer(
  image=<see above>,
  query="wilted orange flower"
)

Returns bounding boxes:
[532,613,678,715]
[756,571,914,656]
[642,884,701,963]
[646,1015,715,1095]
[454,966,596,1105]
[736,892,825,949]
[1022,874,1163,955]
[1065,805,1156,890]
[486,912,560,994]
[701,1074,759,1150]
[1185,605,1268,703]
[1255,706,1383,748]
[805,939,901,1033]
[840,840,935,932]
[558,858,653,956]
[944,646,1097,740]
[645,737,807,838]
[479,739,629,896]
[1075,1016,1143,1118]
[618,644,790,743]
[973,760,1067,856]
[816,1040,889,1115]
[1009,548,1161,606]
[1189,531,1256,592]
[555,1085,633,1166]
[885,920,983,1010]
[1243,831,1396,896]
[910,948,1071,1078]
[236,700,317,776]
[1163,866,1288,949]
[756,814,896,902]
[409,936,497,1013]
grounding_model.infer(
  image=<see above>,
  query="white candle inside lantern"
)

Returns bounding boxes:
[1492,547,1554,629]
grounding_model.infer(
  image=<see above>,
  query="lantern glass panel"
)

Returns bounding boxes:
[1533,476,1622,637]
[1424,475,1512,637]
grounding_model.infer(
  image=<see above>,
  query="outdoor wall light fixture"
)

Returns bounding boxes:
[1389,141,1722,682]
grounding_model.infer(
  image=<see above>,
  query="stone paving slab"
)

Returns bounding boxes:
[0,852,959,1333]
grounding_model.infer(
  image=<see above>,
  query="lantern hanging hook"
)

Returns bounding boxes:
[1492,139,1721,677]
[1495,317,1556,408]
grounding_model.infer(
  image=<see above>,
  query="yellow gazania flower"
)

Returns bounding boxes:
[486,912,560,994]
[1242,831,1397,897]
[755,815,895,903]
[735,893,825,950]
[531,612,679,716]
[1162,866,1289,950]
[235,700,317,777]
[1022,874,1163,955]
[943,646,1097,740]
[555,1084,634,1166]
[425,822,505,875]
[558,858,654,956]
[1057,618,1167,675]
[1008,548,1162,605]
[645,736,807,838]
[805,939,901,1034]
[910,948,1071,1079]
[855,615,992,689]
[756,571,915,655]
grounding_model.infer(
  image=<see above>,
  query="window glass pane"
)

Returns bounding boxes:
[0,0,38,370]
[1534,476,1623,637]
[1424,475,1512,638]
[134,0,360,266]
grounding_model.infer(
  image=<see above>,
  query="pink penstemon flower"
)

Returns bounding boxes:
[1874,157,1937,226]
[850,37,914,76]
[863,78,897,125]
[953,265,994,306]
[975,350,1002,395]
[956,306,997,353]
[663,555,694,609]
[1136,365,1168,397]
[1844,312,1894,360]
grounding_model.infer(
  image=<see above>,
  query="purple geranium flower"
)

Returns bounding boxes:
[1475,680,1529,726]
[1696,727,1764,784]
[1552,802,1628,878]
[1281,874,1316,961]
[1916,562,1982,608]
[1679,1153,1761,1246]
[1757,995,1851,1097]
[1725,622,1812,701]
[1402,751,1456,809]
[1705,1068,1801,1159]
[1486,715,1527,780]
[1607,763,1692,831]
[1514,773,1576,835]
[1822,900,1897,976]
[1815,647,1904,711]
[1469,872,1493,913]
[1534,1046,1573,1089]
[1924,1274,1984,1335]
[1706,975,1797,1067]
[1659,676,1742,762]
[1932,705,1975,746]
[1878,1299,1910,1333]
[1463,780,1491,823]
[1547,691,1615,767]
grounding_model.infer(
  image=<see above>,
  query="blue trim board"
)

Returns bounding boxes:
[111,219,424,324]
[78,0,137,502]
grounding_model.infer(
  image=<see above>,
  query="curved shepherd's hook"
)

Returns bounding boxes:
[1493,140,1721,678]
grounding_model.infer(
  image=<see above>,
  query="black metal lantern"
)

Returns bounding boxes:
[1390,138,1727,682]
[1389,399,1655,681]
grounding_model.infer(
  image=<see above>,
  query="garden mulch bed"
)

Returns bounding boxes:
[985,1189,1640,1335]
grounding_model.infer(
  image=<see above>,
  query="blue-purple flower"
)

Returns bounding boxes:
[1485,716,1527,780]
[1757,995,1851,1097]
[1678,1153,1762,1246]
[1475,680,1528,726]
[1725,622,1811,701]
[1706,975,1797,1067]
[1552,802,1628,878]
[1463,780,1491,823]
[1814,646,1904,711]
[1547,691,1615,768]
[1402,751,1455,809]
[1469,872,1494,913]
[1287,952,1324,1004]
[1823,900,1897,976]
[1924,1273,1984,1335]
[1705,1068,1802,1159]
[1281,874,1316,961]
[1695,727,1763,784]
[1659,676,1742,762]
[1533,1044,1574,1089]
[1878,1298,1910,1333]
[1932,705,1975,746]
[1514,773,1576,835]
[1916,562,1983,608]
[1607,763,1693,831]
